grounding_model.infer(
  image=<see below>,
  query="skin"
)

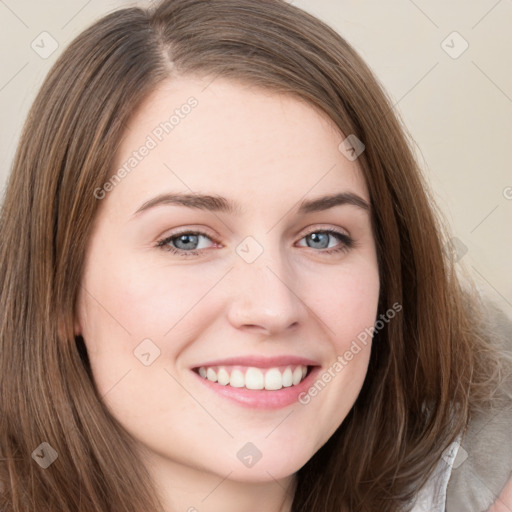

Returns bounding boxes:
[76,77,380,512]
[490,477,512,512]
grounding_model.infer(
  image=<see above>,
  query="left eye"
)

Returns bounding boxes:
[157,232,214,253]
[297,230,344,250]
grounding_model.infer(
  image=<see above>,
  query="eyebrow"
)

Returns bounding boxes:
[132,191,371,217]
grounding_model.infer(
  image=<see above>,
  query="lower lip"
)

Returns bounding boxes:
[191,366,322,409]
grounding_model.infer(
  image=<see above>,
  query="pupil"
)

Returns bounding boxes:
[309,232,328,249]
[176,234,198,249]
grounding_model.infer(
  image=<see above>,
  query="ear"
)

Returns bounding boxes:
[74,317,82,336]
[74,288,86,336]
[74,302,85,336]
[57,310,81,343]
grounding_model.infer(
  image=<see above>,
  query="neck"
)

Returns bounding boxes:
[145,453,297,512]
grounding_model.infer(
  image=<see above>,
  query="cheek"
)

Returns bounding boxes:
[307,258,380,347]
[80,250,205,335]
[77,249,230,374]
[297,260,379,434]
[80,242,380,358]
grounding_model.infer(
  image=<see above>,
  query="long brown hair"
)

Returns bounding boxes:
[0,1,508,510]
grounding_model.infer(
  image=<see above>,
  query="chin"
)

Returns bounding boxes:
[225,451,312,483]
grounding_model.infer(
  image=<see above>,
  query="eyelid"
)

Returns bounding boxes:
[296,223,350,238]
[155,225,220,244]
[156,224,350,245]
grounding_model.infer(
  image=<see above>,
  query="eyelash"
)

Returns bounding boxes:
[156,228,356,257]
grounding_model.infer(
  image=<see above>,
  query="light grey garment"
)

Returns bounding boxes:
[410,434,462,512]
[446,299,512,512]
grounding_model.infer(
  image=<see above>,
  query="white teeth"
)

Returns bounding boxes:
[292,367,303,385]
[217,367,230,386]
[264,368,283,390]
[282,367,293,387]
[245,367,264,390]
[197,364,309,390]
[230,369,245,388]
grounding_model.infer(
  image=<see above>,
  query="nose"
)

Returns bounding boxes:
[225,245,306,336]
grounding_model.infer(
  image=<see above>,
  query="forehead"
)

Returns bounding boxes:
[107,76,369,217]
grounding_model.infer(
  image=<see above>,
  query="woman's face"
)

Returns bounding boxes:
[76,77,380,485]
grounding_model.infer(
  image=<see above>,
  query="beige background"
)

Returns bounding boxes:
[1,0,511,315]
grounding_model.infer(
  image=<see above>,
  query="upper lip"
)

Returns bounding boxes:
[192,355,320,369]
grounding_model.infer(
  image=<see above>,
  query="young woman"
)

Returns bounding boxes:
[1,1,511,511]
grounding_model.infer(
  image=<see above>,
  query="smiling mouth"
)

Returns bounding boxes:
[193,364,311,390]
